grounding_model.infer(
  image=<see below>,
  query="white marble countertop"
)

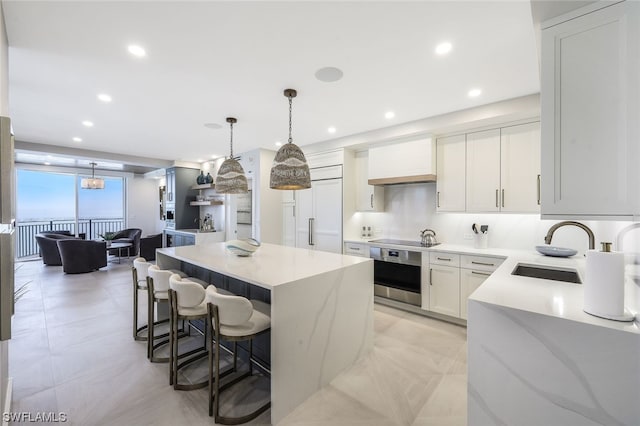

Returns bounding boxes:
[167,228,221,235]
[157,242,371,290]
[345,238,639,334]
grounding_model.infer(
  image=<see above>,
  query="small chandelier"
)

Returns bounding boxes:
[269,89,311,190]
[215,117,248,194]
[81,162,105,189]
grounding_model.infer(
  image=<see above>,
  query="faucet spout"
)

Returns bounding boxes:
[544,221,595,250]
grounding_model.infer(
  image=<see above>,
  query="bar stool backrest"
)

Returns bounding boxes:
[169,274,206,308]
[133,257,150,282]
[147,265,174,293]
[207,292,253,326]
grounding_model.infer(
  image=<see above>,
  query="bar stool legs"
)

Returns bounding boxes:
[132,263,149,341]
[207,303,271,424]
[168,288,209,390]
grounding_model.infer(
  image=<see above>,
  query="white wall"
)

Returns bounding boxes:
[347,184,639,257]
[127,176,164,236]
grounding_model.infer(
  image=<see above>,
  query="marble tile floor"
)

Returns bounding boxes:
[9,259,467,425]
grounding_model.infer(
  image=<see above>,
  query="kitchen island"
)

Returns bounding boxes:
[156,243,374,424]
[467,253,640,426]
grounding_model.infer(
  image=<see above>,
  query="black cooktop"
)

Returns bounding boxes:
[368,238,440,248]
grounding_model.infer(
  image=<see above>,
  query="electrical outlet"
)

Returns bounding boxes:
[463,233,474,240]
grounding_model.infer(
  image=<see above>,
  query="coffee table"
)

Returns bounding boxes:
[107,242,132,263]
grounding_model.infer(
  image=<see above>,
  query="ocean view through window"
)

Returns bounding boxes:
[16,168,125,258]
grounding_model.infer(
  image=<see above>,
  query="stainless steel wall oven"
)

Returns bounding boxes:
[369,246,421,306]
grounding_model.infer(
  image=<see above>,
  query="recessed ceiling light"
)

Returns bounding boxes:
[97,93,112,103]
[435,42,453,55]
[328,126,336,134]
[275,141,282,147]
[44,162,51,166]
[468,88,482,98]
[127,45,146,57]
[72,137,82,142]
[82,120,94,127]
[385,111,395,119]
[196,159,203,163]
[315,67,344,83]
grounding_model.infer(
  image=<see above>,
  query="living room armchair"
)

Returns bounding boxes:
[57,239,107,274]
[110,228,142,257]
[139,233,163,261]
[35,232,79,266]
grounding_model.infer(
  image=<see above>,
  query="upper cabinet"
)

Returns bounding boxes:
[355,150,384,212]
[541,1,640,220]
[436,134,466,212]
[437,122,541,214]
[368,139,435,185]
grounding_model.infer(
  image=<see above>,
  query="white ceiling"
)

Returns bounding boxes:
[3,1,540,165]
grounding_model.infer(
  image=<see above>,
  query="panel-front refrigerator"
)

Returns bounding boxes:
[0,116,15,342]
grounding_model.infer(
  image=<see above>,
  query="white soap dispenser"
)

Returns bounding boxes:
[584,242,635,322]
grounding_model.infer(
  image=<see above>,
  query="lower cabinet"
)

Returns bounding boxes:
[429,264,461,317]
[460,269,491,319]
[344,242,368,257]
[427,251,504,320]
[164,230,196,247]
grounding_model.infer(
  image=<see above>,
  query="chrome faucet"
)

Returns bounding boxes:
[544,221,595,250]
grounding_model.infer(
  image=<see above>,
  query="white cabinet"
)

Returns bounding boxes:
[369,138,435,184]
[436,134,466,212]
[541,1,640,219]
[465,123,541,213]
[355,151,384,212]
[344,242,368,257]
[466,129,501,212]
[460,269,490,320]
[295,166,343,254]
[428,252,461,317]
[501,122,541,213]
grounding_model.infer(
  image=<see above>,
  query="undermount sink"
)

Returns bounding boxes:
[511,263,582,284]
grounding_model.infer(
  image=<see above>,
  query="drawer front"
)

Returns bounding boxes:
[429,251,460,267]
[460,255,504,272]
[344,242,368,257]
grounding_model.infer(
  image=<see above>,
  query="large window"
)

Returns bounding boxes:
[16,168,126,258]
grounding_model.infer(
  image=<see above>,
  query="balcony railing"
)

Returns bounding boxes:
[16,218,125,259]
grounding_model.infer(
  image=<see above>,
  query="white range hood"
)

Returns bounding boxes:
[367,138,436,186]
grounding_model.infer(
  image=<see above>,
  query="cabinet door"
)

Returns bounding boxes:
[541,2,640,218]
[295,187,314,250]
[355,151,384,212]
[500,122,541,213]
[429,264,460,317]
[436,134,466,212]
[312,179,343,254]
[460,269,490,320]
[466,129,501,212]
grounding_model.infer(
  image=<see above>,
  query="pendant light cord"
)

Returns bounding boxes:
[288,94,293,144]
[229,121,234,158]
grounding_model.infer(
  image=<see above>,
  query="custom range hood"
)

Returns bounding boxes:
[367,139,437,186]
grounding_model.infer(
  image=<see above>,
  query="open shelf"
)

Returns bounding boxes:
[191,183,215,190]
[190,200,224,206]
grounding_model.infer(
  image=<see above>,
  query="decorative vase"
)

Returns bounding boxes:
[106,241,112,248]
[197,171,206,185]
[205,172,214,184]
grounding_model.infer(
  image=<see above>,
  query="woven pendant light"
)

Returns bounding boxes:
[215,117,248,194]
[269,89,311,190]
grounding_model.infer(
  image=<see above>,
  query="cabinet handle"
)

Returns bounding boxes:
[436,257,451,261]
[370,194,374,209]
[308,218,315,246]
[437,191,440,208]
[495,189,499,208]
[471,271,491,277]
[537,174,541,205]
[471,261,495,266]
[501,189,505,208]
[351,247,360,251]
[429,268,432,285]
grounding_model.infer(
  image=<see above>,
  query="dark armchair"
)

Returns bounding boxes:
[139,233,163,261]
[57,239,107,274]
[109,228,142,257]
[35,233,79,266]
